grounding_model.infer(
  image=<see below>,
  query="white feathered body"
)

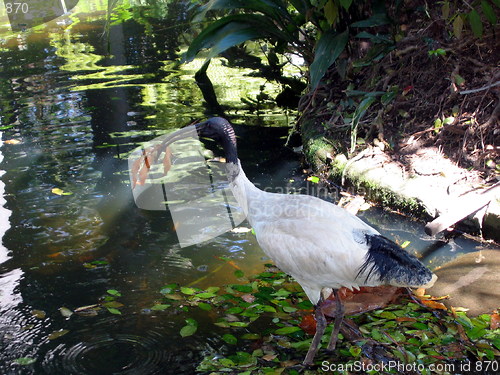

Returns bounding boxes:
[227,161,436,305]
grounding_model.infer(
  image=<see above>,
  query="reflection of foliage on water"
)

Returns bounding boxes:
[146,265,500,373]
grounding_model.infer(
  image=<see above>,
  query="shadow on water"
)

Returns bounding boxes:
[0,1,497,374]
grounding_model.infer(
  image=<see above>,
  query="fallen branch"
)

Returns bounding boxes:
[459,81,500,95]
[424,182,500,236]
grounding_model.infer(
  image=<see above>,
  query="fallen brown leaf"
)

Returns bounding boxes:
[490,313,500,330]
[262,354,277,361]
[396,317,417,322]
[420,299,447,310]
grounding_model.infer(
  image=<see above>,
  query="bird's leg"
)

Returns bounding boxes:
[302,296,327,366]
[327,289,344,351]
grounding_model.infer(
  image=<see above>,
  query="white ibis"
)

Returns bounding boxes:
[167,117,437,365]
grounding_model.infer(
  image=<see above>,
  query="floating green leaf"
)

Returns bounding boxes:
[51,188,72,196]
[229,321,249,327]
[195,292,216,299]
[180,319,198,337]
[13,357,36,366]
[107,307,122,315]
[59,307,73,318]
[180,287,196,295]
[198,302,212,311]
[222,333,238,345]
[107,289,121,297]
[48,329,69,340]
[226,307,243,314]
[31,310,46,319]
[275,326,301,335]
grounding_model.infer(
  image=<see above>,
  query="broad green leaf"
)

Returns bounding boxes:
[412,322,429,330]
[434,118,443,133]
[13,357,36,365]
[371,329,382,340]
[198,302,212,311]
[467,326,487,340]
[339,0,353,10]
[307,176,320,183]
[231,284,253,293]
[107,307,121,315]
[229,321,249,327]
[227,306,243,314]
[107,289,121,297]
[180,287,196,295]
[481,1,497,24]
[274,326,301,335]
[180,324,197,337]
[378,311,397,319]
[184,14,292,63]
[194,292,216,299]
[194,0,290,24]
[453,15,464,39]
[349,345,361,356]
[51,187,72,196]
[309,30,348,90]
[256,304,276,313]
[185,318,198,326]
[468,10,483,38]
[222,333,238,345]
[442,1,450,19]
[324,0,338,26]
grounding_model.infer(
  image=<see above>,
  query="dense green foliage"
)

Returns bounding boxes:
[151,265,500,373]
[183,0,499,92]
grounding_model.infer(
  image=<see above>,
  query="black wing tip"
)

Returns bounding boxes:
[358,234,433,287]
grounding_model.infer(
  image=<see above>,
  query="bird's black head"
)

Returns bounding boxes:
[194,117,238,164]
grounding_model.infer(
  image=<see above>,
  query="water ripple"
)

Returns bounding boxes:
[42,331,171,375]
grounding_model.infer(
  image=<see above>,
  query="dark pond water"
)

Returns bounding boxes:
[0,2,495,374]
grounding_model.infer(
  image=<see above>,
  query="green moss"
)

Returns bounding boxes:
[301,119,427,218]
